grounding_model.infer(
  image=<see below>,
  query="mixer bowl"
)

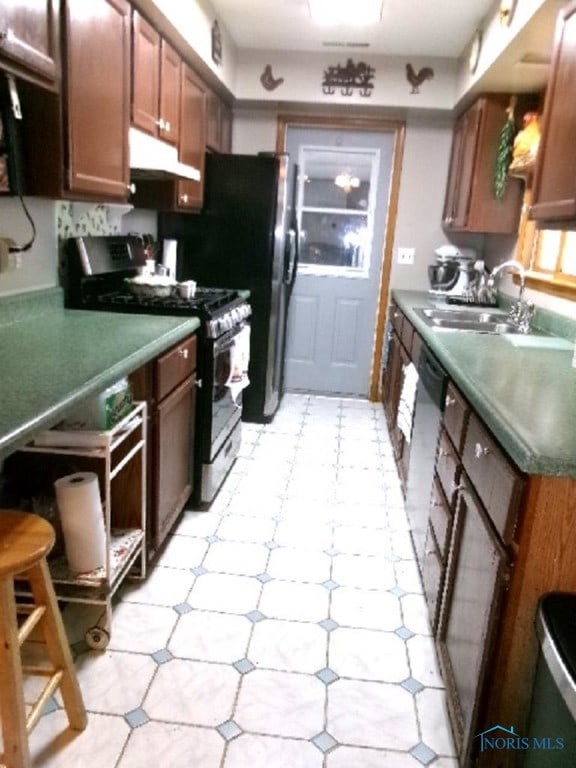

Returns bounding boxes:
[428,262,459,291]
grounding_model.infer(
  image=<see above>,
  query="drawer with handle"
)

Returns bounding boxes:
[461,412,525,543]
[156,335,197,401]
[443,382,469,453]
[436,427,462,508]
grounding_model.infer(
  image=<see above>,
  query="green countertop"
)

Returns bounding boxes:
[0,289,200,461]
[393,290,576,478]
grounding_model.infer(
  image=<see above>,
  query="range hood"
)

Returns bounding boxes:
[129,128,201,181]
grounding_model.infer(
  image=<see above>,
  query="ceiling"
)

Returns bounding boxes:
[208,0,499,59]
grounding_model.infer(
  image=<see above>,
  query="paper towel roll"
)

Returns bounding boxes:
[54,472,106,574]
[162,239,178,278]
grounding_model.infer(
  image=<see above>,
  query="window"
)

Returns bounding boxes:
[297,146,379,276]
[517,189,576,297]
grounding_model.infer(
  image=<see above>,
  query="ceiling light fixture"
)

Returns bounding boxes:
[309,0,383,26]
[334,173,360,192]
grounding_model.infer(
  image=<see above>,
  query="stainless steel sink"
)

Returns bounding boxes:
[413,307,522,334]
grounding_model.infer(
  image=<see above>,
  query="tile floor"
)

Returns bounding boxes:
[18,394,458,767]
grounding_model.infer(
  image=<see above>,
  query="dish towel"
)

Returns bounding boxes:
[226,324,251,405]
[397,361,419,443]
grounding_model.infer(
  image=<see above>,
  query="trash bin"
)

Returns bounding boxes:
[525,592,576,766]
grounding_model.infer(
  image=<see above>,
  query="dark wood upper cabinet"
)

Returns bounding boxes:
[177,64,206,210]
[132,10,180,147]
[64,0,130,200]
[0,0,59,86]
[159,40,181,147]
[131,11,160,136]
[442,95,523,234]
[206,88,233,153]
[529,1,576,226]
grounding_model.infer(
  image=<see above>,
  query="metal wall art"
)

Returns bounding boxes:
[322,59,375,97]
[405,64,435,94]
[212,20,222,65]
[260,65,284,91]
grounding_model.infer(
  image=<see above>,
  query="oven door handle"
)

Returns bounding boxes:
[213,323,246,353]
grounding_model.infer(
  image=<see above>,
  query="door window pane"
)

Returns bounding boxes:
[298,146,377,275]
[301,211,369,268]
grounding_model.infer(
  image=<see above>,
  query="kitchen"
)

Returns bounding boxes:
[1,0,576,766]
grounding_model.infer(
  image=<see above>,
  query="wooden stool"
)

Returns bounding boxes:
[0,510,87,768]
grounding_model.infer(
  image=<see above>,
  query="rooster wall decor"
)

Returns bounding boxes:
[260,65,284,91]
[406,64,434,94]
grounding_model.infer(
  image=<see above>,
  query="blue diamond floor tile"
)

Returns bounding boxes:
[124,707,149,729]
[395,625,415,641]
[152,649,174,665]
[410,742,438,765]
[173,602,193,615]
[217,719,243,741]
[319,618,339,632]
[401,677,425,695]
[311,731,338,753]
[233,658,256,674]
[192,565,208,576]
[315,667,339,684]
[246,610,266,623]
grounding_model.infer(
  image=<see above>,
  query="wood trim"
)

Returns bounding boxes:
[275,113,406,402]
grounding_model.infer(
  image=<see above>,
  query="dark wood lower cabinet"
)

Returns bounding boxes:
[129,333,197,559]
[153,373,195,552]
[436,476,510,765]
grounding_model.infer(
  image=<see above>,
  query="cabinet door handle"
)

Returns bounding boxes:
[180,194,189,204]
[474,442,490,459]
[445,395,456,408]
[156,117,165,130]
[195,378,203,388]
[438,449,449,458]
[451,482,465,494]
[178,348,189,359]
[127,183,136,194]
[164,120,171,133]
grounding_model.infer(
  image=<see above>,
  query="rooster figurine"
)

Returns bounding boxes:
[406,63,434,94]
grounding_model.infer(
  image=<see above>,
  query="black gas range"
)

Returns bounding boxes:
[62,235,251,507]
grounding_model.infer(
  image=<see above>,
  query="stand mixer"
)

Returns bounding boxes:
[428,245,480,299]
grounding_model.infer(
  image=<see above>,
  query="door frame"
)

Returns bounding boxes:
[276,114,406,401]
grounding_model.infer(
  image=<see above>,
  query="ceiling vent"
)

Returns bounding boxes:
[322,41,370,48]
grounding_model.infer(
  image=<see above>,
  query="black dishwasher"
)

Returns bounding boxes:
[404,345,448,567]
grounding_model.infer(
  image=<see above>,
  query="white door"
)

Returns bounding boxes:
[284,127,395,397]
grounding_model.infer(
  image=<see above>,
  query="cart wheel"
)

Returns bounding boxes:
[85,626,110,650]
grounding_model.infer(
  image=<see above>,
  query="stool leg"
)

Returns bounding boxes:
[0,578,31,768]
[25,560,87,732]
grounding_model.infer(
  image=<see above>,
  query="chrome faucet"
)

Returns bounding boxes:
[487,259,534,333]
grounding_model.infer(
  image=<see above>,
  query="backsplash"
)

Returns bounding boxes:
[56,202,133,238]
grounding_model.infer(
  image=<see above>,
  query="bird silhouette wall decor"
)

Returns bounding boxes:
[260,65,284,91]
[406,64,434,94]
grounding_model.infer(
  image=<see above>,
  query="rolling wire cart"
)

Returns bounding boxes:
[11,402,147,650]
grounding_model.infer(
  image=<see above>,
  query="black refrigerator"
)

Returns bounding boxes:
[159,152,299,424]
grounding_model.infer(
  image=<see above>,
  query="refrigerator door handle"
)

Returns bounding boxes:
[284,227,298,287]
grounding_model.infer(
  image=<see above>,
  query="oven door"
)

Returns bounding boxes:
[208,327,244,460]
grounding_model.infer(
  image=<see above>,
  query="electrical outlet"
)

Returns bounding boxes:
[398,247,415,265]
[0,239,21,272]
